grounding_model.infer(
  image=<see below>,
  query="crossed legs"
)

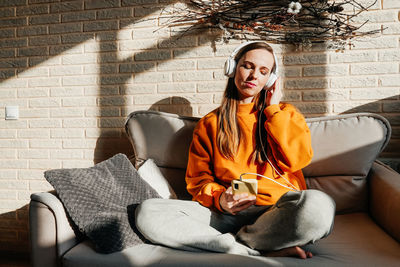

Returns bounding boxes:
[135,189,335,257]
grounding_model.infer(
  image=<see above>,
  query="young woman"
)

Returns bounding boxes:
[136,41,335,259]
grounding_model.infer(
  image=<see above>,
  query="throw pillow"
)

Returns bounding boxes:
[44,153,161,254]
[138,158,177,199]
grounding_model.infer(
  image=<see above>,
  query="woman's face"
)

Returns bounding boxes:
[234,48,275,104]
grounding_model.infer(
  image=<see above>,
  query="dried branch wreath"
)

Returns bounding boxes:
[162,0,381,47]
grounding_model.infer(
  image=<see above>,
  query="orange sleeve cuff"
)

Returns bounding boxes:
[264,104,281,118]
[213,189,226,212]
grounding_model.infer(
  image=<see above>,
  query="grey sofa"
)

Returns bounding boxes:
[30,111,400,267]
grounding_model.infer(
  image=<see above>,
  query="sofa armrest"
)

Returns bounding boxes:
[369,161,400,242]
[29,192,81,267]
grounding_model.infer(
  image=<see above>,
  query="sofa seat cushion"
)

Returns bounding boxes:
[306,213,400,266]
[62,241,278,267]
[63,213,400,267]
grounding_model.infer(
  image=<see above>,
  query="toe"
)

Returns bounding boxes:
[295,246,307,259]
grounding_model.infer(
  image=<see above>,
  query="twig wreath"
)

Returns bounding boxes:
[162,0,381,47]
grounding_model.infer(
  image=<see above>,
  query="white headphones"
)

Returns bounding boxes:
[224,41,279,89]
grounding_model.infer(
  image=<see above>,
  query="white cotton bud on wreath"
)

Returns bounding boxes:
[287,2,302,14]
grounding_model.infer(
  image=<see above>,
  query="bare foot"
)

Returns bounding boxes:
[265,246,313,259]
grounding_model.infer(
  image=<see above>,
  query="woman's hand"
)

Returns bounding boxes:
[266,77,282,106]
[219,186,257,215]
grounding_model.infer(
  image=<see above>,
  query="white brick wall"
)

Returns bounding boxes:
[0,0,399,254]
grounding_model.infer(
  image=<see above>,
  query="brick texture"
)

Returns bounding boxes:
[0,0,399,256]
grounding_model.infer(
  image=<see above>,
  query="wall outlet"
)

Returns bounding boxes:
[5,106,19,120]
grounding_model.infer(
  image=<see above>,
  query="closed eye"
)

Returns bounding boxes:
[242,62,253,69]
[241,61,270,75]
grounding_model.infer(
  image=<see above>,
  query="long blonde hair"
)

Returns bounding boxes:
[217,42,276,163]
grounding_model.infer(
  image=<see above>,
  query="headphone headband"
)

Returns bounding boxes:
[228,41,263,61]
[224,41,279,88]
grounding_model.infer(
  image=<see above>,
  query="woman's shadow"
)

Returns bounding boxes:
[148,96,193,117]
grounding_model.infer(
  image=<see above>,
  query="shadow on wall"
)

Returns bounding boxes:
[1,0,217,164]
[282,42,330,117]
[149,96,193,117]
[0,205,29,253]
[93,96,193,164]
[91,3,215,163]
[1,0,180,73]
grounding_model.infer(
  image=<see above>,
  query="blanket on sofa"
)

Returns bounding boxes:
[44,153,161,253]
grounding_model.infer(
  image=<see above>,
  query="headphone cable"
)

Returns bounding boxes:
[255,89,300,192]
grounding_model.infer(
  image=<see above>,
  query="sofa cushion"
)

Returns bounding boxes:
[125,110,199,169]
[138,158,177,199]
[44,153,161,253]
[306,175,368,214]
[158,166,192,200]
[303,113,391,213]
[125,111,198,200]
[303,113,390,177]
[62,213,400,267]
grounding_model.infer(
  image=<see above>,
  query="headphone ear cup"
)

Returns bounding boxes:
[224,58,236,78]
[265,73,277,89]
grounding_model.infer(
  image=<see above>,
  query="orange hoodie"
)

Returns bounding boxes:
[185,103,313,212]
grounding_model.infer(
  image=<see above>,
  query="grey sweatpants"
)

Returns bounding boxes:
[135,189,335,256]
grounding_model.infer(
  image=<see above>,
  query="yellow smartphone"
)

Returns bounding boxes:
[231,179,258,196]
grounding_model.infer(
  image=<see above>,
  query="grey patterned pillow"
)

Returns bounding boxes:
[44,153,161,253]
